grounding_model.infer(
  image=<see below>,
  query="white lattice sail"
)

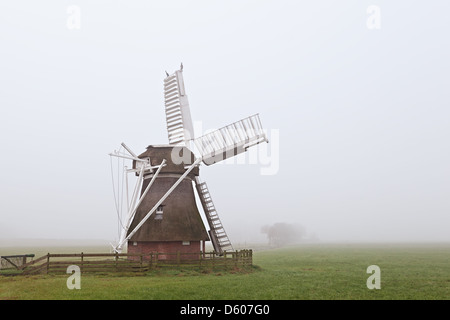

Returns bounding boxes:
[193,114,268,165]
[164,69,194,145]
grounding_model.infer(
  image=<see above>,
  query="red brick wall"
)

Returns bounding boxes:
[127,241,201,260]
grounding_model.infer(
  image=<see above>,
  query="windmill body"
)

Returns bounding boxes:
[127,145,208,259]
[110,65,268,257]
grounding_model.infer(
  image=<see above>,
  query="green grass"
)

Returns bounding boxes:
[1,243,449,300]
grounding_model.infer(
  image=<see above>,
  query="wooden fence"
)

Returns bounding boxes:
[1,254,35,270]
[19,250,252,275]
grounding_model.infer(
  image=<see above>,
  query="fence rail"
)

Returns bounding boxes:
[19,250,252,275]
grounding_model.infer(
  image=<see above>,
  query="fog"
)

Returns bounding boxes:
[1,1,449,246]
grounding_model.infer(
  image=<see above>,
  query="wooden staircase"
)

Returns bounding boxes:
[195,177,233,255]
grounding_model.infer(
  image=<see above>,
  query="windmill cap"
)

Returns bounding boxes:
[134,145,199,177]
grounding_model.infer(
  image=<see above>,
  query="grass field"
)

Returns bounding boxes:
[0,243,449,300]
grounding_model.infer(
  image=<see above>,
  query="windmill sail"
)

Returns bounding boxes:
[164,68,194,145]
[193,114,268,165]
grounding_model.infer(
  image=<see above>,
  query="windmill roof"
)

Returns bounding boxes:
[134,145,200,177]
[146,144,174,148]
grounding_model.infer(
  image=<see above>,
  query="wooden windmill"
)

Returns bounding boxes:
[110,64,268,257]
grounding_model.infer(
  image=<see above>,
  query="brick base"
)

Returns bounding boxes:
[127,241,202,260]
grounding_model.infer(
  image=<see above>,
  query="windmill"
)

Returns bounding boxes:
[109,64,268,257]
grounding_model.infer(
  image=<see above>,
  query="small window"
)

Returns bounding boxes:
[133,241,137,246]
[155,205,164,220]
[182,241,190,246]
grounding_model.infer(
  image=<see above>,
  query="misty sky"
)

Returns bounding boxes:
[1,1,449,244]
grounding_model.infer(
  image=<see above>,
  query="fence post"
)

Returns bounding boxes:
[177,251,180,267]
[115,252,118,271]
[46,253,50,274]
[149,253,153,270]
[155,252,158,268]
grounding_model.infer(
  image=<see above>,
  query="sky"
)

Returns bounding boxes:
[0,1,449,244]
